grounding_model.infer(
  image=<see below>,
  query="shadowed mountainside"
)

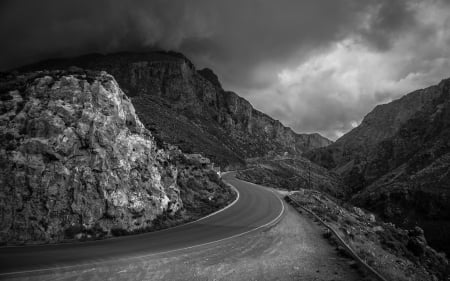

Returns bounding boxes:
[17,52,332,169]
[237,158,349,198]
[306,78,450,255]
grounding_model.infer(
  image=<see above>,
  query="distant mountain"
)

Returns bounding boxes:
[306,78,450,254]
[17,51,332,169]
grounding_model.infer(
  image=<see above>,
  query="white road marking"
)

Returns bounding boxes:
[0,175,240,249]
[0,177,284,278]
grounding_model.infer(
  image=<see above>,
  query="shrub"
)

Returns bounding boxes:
[111,228,128,237]
[64,224,84,238]
[407,239,425,257]
[206,170,220,184]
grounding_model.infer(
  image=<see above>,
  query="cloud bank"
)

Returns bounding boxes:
[1,0,449,139]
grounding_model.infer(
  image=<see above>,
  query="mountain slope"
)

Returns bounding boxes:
[0,69,234,245]
[306,81,443,175]
[17,52,332,169]
[306,78,450,254]
[237,158,349,198]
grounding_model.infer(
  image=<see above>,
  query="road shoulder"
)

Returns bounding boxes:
[4,189,364,281]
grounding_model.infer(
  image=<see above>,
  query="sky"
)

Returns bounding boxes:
[1,0,450,140]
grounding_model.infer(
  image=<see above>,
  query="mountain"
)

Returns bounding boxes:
[306,78,450,254]
[17,52,332,169]
[0,69,234,245]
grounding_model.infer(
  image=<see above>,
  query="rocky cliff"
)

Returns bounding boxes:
[0,69,234,244]
[306,78,450,255]
[19,52,332,168]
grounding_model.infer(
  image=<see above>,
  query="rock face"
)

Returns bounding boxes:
[306,78,450,255]
[19,52,332,168]
[0,69,231,244]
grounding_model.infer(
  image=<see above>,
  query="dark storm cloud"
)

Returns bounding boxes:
[1,0,415,77]
[178,0,419,89]
[1,0,448,139]
[357,0,418,50]
[0,0,185,69]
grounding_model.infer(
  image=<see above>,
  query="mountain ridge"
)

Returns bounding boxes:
[15,51,332,169]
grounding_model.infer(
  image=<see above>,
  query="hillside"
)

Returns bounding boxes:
[288,190,448,281]
[306,78,450,255]
[237,158,349,198]
[0,69,234,245]
[17,52,332,169]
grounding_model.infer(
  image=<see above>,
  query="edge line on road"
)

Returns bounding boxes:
[0,175,284,278]
[0,173,240,250]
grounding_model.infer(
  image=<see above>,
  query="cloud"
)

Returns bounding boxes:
[248,1,450,140]
[0,0,415,75]
[1,0,449,140]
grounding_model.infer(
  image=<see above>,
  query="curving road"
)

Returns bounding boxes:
[0,172,284,277]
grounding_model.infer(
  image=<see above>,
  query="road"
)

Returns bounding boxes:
[0,172,285,278]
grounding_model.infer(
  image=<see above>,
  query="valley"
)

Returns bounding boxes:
[3,1,450,280]
[0,50,449,280]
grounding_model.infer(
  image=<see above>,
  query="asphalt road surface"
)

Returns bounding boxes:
[0,172,284,278]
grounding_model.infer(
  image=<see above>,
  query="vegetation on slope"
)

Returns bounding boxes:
[237,157,349,198]
[289,190,449,281]
[306,78,450,256]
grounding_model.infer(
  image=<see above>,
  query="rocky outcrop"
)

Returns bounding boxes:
[306,78,450,255]
[19,52,332,168]
[0,69,234,244]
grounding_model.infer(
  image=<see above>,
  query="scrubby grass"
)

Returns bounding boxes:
[237,158,349,198]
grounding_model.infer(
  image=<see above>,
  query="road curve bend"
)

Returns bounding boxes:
[0,172,284,277]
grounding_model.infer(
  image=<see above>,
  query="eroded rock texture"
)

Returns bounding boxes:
[0,70,183,243]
